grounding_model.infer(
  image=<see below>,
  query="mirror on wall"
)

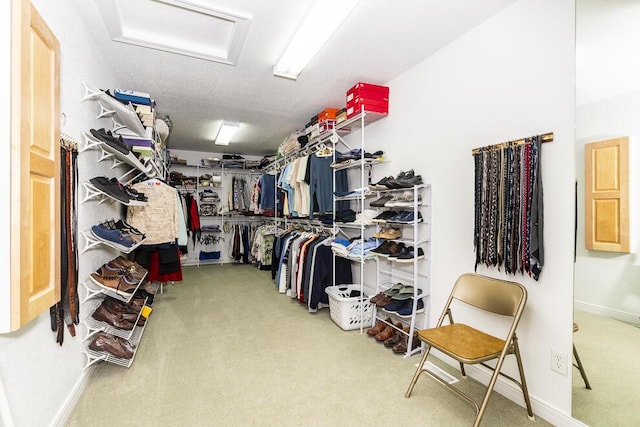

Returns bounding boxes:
[573,0,640,425]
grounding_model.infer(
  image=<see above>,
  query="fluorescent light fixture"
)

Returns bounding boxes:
[273,0,361,80]
[215,121,239,145]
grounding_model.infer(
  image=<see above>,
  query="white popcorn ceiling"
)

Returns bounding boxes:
[72,0,519,155]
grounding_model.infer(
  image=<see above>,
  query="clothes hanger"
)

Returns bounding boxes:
[315,143,333,158]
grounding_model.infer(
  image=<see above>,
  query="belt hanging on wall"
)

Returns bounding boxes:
[51,114,80,345]
[471,132,553,281]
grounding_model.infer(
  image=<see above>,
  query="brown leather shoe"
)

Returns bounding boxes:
[375,324,395,342]
[98,266,144,291]
[109,256,148,281]
[104,258,148,283]
[102,296,139,315]
[114,335,136,354]
[375,294,393,308]
[101,298,147,325]
[384,324,407,347]
[90,272,137,295]
[392,335,408,353]
[367,319,386,337]
[100,301,140,323]
[112,255,136,268]
[128,296,147,311]
[89,332,134,359]
[393,331,420,354]
[91,305,135,330]
[369,292,386,304]
[367,317,392,336]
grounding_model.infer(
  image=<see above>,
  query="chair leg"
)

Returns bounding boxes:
[459,362,467,378]
[513,340,535,419]
[573,344,592,390]
[474,356,506,427]
[405,344,432,398]
[473,343,534,427]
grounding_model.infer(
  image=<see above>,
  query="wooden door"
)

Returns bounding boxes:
[10,0,60,330]
[584,137,629,253]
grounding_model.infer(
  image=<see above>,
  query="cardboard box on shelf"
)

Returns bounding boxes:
[113,88,153,106]
[317,108,340,122]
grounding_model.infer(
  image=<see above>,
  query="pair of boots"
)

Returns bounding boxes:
[367,317,393,339]
[92,296,147,330]
[367,318,421,354]
[391,330,421,354]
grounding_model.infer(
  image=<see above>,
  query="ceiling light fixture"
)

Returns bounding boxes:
[273,0,361,80]
[215,121,240,145]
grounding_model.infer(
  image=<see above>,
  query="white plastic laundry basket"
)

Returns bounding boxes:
[325,284,374,331]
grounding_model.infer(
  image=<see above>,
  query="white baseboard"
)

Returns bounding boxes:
[430,353,588,427]
[574,301,640,326]
[463,364,587,427]
[49,366,94,427]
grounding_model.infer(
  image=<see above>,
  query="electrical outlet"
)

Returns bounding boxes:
[551,350,568,375]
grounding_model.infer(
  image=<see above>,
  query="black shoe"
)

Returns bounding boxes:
[396,247,425,262]
[385,170,415,189]
[370,196,393,207]
[372,210,398,223]
[108,178,147,202]
[394,175,423,189]
[90,128,130,155]
[364,150,384,159]
[89,176,131,203]
[369,176,394,191]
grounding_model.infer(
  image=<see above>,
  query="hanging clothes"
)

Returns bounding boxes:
[127,178,181,245]
[176,191,189,246]
[134,242,183,283]
[127,178,184,283]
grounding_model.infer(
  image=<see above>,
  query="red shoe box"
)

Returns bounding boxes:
[346,96,389,118]
[346,82,389,104]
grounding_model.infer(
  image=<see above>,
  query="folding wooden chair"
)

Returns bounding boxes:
[405,273,534,426]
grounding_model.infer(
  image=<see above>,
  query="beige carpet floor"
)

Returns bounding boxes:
[572,308,640,426]
[66,264,554,427]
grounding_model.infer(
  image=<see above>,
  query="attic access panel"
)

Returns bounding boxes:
[95,0,251,65]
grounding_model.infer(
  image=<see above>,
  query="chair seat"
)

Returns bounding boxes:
[418,323,506,363]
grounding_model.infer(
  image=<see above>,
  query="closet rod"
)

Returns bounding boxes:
[471,132,553,155]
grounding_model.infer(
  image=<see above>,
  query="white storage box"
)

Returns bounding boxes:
[325,284,374,331]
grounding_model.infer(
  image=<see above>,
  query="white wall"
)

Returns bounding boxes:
[0,1,124,425]
[356,0,576,421]
[575,90,640,323]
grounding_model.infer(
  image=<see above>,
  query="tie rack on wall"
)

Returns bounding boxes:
[471,131,551,281]
[471,132,554,155]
